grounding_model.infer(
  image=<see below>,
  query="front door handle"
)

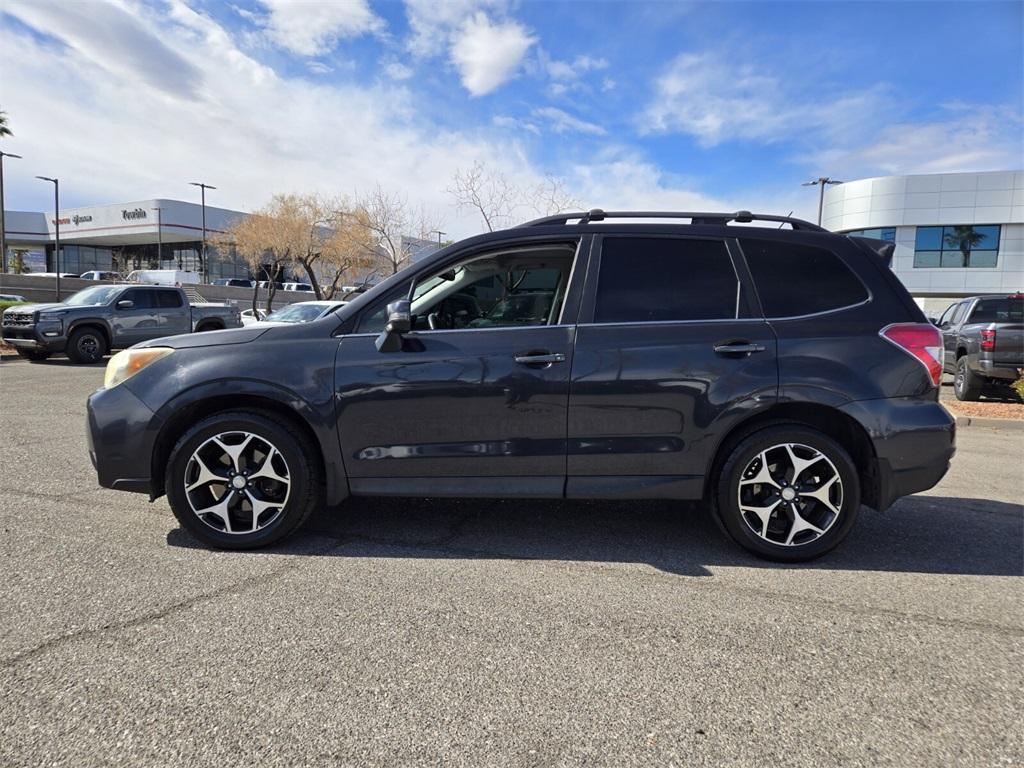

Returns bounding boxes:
[713,342,766,355]
[514,352,566,366]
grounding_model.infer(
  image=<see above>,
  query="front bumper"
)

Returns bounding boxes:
[840,397,956,511]
[87,383,161,495]
[1,326,67,352]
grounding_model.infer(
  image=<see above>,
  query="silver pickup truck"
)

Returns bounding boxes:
[1,284,242,364]
[934,293,1024,400]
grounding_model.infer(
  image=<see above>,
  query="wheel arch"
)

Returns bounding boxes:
[705,401,880,509]
[150,387,345,505]
[68,319,111,348]
[194,319,224,332]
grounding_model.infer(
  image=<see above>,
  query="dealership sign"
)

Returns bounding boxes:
[51,214,94,226]
[122,208,147,220]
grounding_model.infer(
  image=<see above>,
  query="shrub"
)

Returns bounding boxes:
[0,300,28,314]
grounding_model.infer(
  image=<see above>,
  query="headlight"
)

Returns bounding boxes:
[103,347,174,389]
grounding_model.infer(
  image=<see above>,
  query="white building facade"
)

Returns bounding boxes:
[822,171,1023,312]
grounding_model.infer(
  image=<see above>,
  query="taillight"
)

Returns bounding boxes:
[980,328,996,352]
[879,323,943,387]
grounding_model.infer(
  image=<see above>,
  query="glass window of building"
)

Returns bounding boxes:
[914,225,1000,268]
[844,228,896,242]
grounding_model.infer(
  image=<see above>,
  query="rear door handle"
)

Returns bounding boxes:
[514,352,566,365]
[713,342,766,355]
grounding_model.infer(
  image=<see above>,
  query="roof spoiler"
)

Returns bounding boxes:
[850,236,895,268]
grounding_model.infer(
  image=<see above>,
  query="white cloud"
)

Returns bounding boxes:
[257,0,384,56]
[544,53,608,81]
[305,61,333,75]
[450,12,535,96]
[644,51,903,153]
[403,0,508,57]
[814,104,1024,177]
[384,60,414,80]
[532,107,606,136]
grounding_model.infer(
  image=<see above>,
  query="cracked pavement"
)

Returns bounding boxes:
[1,357,1022,767]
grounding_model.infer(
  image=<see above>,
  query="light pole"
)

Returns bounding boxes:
[36,176,61,300]
[431,229,446,247]
[802,177,843,226]
[151,206,164,266]
[189,182,216,282]
[0,150,22,274]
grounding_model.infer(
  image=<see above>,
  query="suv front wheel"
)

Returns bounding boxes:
[715,425,860,562]
[165,410,322,549]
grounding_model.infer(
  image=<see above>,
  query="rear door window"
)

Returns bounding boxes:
[594,237,742,323]
[740,239,868,318]
[155,290,183,308]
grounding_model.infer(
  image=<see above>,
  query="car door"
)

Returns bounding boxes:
[566,234,777,499]
[335,238,588,496]
[110,288,161,346]
[154,289,191,336]
[940,301,969,371]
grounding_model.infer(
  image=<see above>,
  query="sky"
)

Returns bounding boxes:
[1,0,1021,237]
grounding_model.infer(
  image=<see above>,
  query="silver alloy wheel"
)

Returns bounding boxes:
[954,363,965,397]
[183,431,291,535]
[736,442,843,547]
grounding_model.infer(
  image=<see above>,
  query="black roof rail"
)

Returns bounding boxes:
[516,209,827,232]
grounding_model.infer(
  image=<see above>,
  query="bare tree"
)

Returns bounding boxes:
[350,185,439,276]
[447,161,582,232]
[211,206,293,314]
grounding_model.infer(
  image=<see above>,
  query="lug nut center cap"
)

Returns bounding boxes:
[231,475,247,490]
[781,487,797,502]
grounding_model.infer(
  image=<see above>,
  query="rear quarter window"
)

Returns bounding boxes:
[739,239,869,318]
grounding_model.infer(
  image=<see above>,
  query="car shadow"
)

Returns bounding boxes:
[166,494,1023,578]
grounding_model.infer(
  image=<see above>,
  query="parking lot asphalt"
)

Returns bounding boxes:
[0,356,1021,767]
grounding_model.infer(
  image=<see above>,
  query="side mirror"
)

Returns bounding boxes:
[375,300,411,352]
[116,299,135,310]
[927,317,939,326]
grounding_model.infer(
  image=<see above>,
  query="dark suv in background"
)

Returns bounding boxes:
[87,210,955,561]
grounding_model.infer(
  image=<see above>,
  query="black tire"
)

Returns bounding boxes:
[16,349,51,362]
[715,424,861,562]
[66,327,108,364]
[165,410,322,550]
[954,356,983,401]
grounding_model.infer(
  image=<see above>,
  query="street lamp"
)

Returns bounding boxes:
[802,177,843,227]
[35,176,61,300]
[189,182,216,282]
[431,229,446,247]
[151,206,164,266]
[0,150,22,274]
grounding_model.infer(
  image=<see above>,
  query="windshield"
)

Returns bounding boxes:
[64,286,124,306]
[265,303,330,323]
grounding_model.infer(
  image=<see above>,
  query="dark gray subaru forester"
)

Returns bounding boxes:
[87,210,955,561]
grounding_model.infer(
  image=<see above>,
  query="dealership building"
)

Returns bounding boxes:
[2,198,253,279]
[822,170,1023,312]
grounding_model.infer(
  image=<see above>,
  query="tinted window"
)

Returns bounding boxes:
[122,289,154,309]
[950,302,970,325]
[155,290,183,308]
[740,239,868,317]
[914,225,1001,268]
[595,237,739,323]
[845,227,896,242]
[969,297,1023,323]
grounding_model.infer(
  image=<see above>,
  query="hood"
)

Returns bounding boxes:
[4,303,66,314]
[137,325,271,350]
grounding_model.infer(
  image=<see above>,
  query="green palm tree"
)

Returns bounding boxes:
[943,225,986,267]
[0,109,11,139]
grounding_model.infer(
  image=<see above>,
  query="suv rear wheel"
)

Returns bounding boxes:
[715,425,860,562]
[165,410,322,549]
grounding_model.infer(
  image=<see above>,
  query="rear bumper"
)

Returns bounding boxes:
[840,397,955,510]
[87,383,160,495]
[974,359,1020,381]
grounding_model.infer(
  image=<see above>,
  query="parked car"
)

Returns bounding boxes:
[80,271,124,281]
[262,301,347,324]
[26,272,78,279]
[127,269,201,286]
[282,282,314,292]
[933,293,1024,400]
[240,308,268,326]
[0,293,27,302]
[257,280,285,291]
[2,284,242,363]
[87,209,954,560]
[213,278,255,288]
